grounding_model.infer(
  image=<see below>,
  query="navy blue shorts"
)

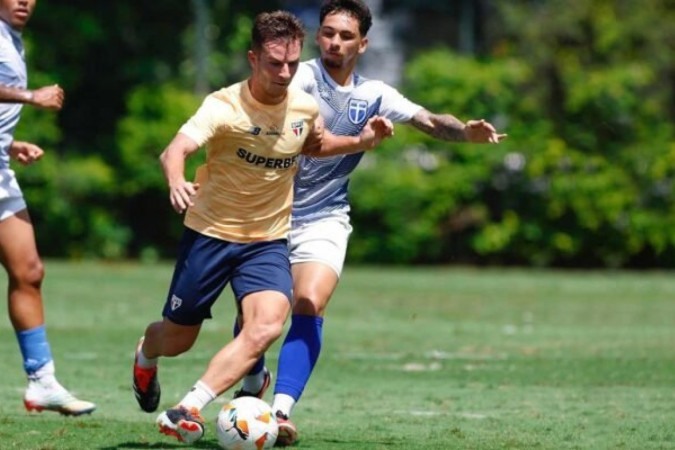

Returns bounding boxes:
[162,227,293,326]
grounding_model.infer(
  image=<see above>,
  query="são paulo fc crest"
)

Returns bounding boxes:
[170,294,182,311]
[291,120,304,137]
[348,99,368,124]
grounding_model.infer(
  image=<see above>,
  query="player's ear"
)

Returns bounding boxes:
[358,36,368,55]
[247,49,257,68]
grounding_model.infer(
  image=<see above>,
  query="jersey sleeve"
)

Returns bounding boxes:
[178,94,234,146]
[377,82,424,124]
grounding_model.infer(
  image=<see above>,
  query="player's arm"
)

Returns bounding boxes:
[0,83,64,110]
[409,109,506,143]
[302,115,394,157]
[9,140,44,166]
[159,133,201,214]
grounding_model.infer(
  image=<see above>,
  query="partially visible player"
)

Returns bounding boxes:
[131,10,393,445]
[232,0,506,445]
[0,0,96,416]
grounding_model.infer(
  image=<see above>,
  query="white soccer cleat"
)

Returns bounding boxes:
[275,410,298,447]
[24,384,96,416]
[156,406,205,444]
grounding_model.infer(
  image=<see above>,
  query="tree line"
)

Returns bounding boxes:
[15,0,675,267]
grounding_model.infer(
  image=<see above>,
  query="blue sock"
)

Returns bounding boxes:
[16,325,53,375]
[274,314,323,401]
[233,318,265,375]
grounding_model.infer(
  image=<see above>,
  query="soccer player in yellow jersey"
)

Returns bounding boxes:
[131,10,393,444]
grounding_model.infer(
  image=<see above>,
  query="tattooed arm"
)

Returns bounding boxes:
[409,109,506,143]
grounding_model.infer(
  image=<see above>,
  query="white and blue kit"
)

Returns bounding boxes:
[288,58,423,275]
[0,19,28,220]
[272,59,424,404]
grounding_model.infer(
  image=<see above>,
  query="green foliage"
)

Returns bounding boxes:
[11,0,675,266]
[117,83,202,195]
[15,153,129,259]
[115,83,204,257]
[349,0,674,267]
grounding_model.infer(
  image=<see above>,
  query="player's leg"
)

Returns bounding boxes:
[202,289,289,394]
[232,315,272,399]
[157,239,291,444]
[272,217,351,446]
[0,202,95,416]
[134,228,212,414]
[137,228,229,422]
[134,318,201,413]
[202,239,292,396]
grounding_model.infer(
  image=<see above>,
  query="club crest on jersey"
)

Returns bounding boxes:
[348,99,368,124]
[291,120,304,137]
[170,294,182,311]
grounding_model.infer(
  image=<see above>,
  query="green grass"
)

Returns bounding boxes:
[1,262,675,449]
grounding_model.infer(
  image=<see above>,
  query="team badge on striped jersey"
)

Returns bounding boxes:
[348,99,368,124]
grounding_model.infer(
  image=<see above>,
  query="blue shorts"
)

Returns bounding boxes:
[162,227,293,326]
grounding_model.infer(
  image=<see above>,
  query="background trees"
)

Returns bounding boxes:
[14,0,675,267]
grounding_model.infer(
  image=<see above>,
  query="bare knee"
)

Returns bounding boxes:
[293,291,329,316]
[244,321,285,355]
[9,256,44,291]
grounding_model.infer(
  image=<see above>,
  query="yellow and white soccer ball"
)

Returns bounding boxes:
[216,397,278,450]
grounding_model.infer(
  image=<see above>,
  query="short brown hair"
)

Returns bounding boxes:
[251,11,306,52]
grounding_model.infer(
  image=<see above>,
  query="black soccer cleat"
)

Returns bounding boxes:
[233,366,272,399]
[133,337,161,412]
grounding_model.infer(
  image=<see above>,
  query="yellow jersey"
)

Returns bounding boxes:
[179,80,319,242]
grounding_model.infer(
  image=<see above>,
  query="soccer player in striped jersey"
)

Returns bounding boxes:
[131,10,393,445]
[0,0,96,417]
[232,1,506,446]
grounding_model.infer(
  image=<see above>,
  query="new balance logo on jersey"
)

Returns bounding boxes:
[247,126,262,135]
[348,99,368,124]
[171,294,182,311]
[237,148,298,169]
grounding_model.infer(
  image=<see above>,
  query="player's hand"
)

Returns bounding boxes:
[168,180,200,214]
[30,84,64,110]
[464,119,507,143]
[9,141,44,166]
[358,116,394,150]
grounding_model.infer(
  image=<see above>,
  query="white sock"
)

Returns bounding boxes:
[241,367,266,394]
[30,360,56,382]
[273,393,296,417]
[179,380,217,410]
[26,361,70,397]
[137,344,158,369]
[28,361,60,389]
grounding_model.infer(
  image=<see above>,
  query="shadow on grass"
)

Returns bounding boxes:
[98,439,219,449]
[310,438,406,447]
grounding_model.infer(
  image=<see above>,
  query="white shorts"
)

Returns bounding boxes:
[288,215,353,277]
[0,168,26,221]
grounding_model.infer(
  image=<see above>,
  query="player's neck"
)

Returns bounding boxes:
[324,66,354,87]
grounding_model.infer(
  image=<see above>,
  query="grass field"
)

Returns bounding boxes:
[1,262,674,449]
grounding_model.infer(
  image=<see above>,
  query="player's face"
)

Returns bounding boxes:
[316,12,368,71]
[248,38,302,104]
[0,0,35,31]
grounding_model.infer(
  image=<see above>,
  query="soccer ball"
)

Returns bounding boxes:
[216,397,278,450]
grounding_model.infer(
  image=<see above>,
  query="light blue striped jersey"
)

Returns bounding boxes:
[291,58,422,225]
[0,20,27,169]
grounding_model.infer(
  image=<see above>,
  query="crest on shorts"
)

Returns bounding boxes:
[348,99,368,124]
[291,120,304,137]
[170,294,182,311]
